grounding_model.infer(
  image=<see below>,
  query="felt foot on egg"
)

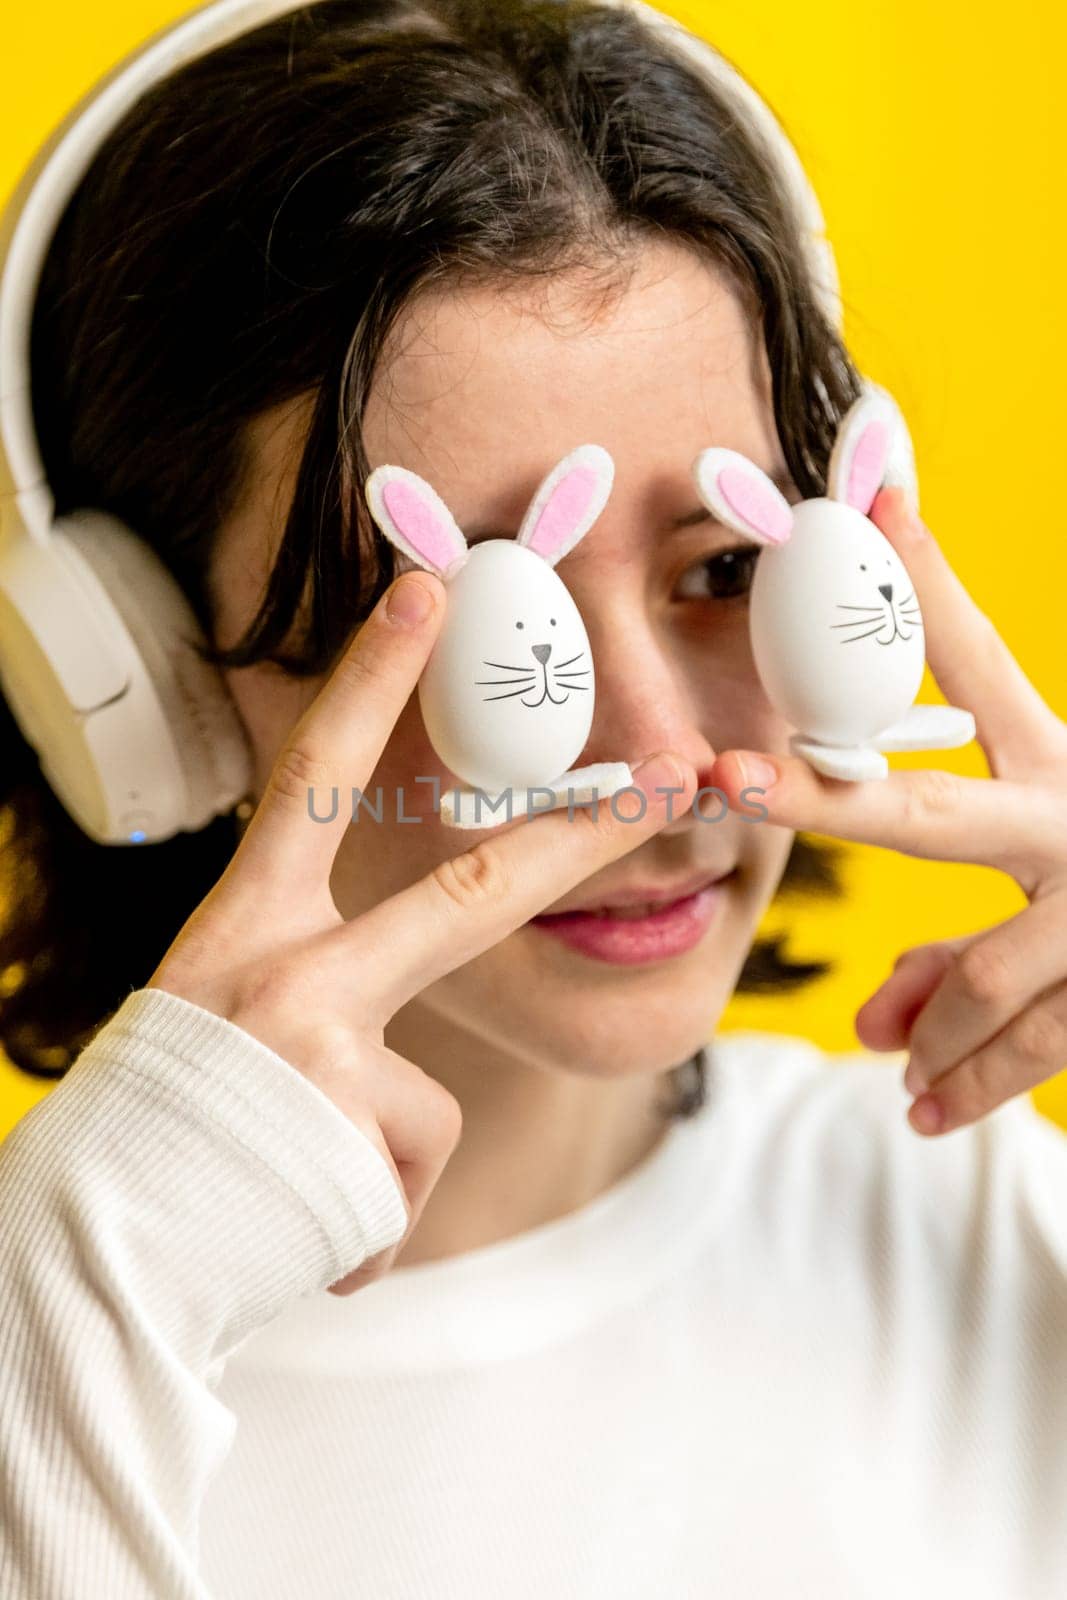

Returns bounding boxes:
[869,704,977,752]
[440,761,634,829]
[788,735,889,782]
[546,762,635,808]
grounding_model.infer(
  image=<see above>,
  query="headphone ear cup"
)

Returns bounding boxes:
[53,511,253,838]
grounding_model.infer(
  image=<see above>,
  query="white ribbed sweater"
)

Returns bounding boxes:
[1,986,1065,1599]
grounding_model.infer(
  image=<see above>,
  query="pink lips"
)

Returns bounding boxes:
[528,871,736,965]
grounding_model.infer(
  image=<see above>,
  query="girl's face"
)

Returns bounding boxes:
[209,239,797,1079]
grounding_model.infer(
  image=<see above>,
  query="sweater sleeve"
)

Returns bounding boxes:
[0,985,409,1600]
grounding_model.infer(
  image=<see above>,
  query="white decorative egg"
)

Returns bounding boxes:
[690,388,976,780]
[749,498,925,746]
[419,539,593,792]
[363,444,615,801]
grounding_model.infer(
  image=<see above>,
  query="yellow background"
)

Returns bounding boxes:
[1,0,1065,1133]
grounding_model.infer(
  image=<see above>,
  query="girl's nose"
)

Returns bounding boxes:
[577,619,719,801]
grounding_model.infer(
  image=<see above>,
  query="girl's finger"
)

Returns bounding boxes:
[230,571,445,902]
[854,939,966,1053]
[320,753,696,1027]
[370,1047,463,1222]
[870,488,1067,782]
[907,975,1067,1137]
[901,891,1067,1093]
[714,750,1067,890]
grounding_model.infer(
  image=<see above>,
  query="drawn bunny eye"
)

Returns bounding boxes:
[550,618,556,626]
[860,564,867,572]
[515,621,524,630]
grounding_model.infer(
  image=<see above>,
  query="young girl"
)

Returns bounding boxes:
[2,2,1066,1596]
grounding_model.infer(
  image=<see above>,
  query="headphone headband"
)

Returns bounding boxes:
[0,0,840,548]
[0,0,310,545]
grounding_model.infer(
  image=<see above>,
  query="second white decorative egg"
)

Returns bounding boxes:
[749,499,925,746]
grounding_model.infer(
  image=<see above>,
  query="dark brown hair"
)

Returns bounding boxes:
[0,0,851,1105]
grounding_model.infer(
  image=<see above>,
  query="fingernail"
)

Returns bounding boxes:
[903,1057,927,1095]
[896,493,930,545]
[909,1094,944,1135]
[386,574,435,626]
[631,753,683,798]
[737,753,778,790]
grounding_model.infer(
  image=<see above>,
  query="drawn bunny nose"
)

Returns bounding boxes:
[532,644,552,664]
[878,583,893,602]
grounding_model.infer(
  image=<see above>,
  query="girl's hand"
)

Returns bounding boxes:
[713,486,1067,1139]
[148,570,696,1295]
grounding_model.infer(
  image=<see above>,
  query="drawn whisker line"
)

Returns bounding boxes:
[836,604,883,613]
[830,619,889,630]
[553,683,588,691]
[555,652,585,668]
[553,670,590,678]
[840,625,890,644]
[474,676,537,685]
[482,660,541,673]
[482,688,538,702]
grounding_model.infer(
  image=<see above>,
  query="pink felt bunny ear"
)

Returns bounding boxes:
[826,393,897,515]
[690,448,793,546]
[364,465,470,581]
[515,444,615,567]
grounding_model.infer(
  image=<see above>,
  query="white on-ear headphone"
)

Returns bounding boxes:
[0,0,916,845]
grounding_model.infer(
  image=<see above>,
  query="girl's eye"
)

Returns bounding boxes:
[675,545,761,603]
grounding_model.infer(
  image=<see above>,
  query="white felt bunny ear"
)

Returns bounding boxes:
[690,448,793,546]
[515,444,615,567]
[364,465,470,582]
[826,393,897,515]
[861,380,919,512]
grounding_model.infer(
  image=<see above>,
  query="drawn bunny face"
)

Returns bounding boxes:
[364,445,613,793]
[691,393,926,746]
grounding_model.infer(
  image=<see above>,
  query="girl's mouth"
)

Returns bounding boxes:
[527,870,738,966]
